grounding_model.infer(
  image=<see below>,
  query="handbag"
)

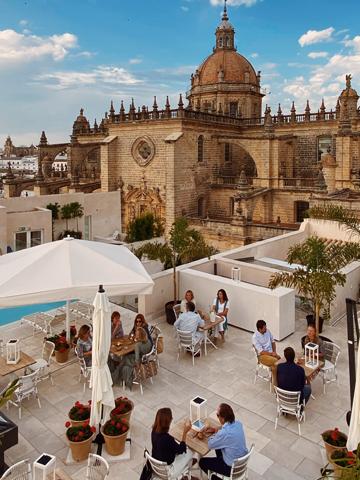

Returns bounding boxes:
[139,450,152,480]
[157,335,164,354]
[139,360,158,380]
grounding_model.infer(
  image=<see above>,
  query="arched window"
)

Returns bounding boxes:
[197,135,204,163]
[225,36,229,47]
[219,37,223,48]
[318,136,332,162]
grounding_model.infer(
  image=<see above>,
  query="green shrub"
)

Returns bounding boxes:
[126,213,164,243]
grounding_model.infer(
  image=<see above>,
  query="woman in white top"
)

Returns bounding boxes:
[211,289,229,341]
[180,290,196,313]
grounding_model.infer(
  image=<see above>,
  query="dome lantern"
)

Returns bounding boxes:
[215,0,235,51]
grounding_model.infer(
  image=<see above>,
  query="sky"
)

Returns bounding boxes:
[0,0,359,145]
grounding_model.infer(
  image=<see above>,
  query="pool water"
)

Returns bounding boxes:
[0,301,66,326]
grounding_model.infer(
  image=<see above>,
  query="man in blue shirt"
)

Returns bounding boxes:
[199,403,247,479]
[174,301,205,343]
[277,347,312,403]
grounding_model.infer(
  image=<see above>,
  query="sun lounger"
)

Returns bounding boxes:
[69,301,94,320]
[21,310,65,335]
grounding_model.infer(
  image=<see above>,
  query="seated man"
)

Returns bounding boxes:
[252,319,280,384]
[277,347,311,404]
[199,403,247,480]
[174,301,205,343]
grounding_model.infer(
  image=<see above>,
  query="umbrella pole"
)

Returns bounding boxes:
[94,404,105,455]
[66,300,70,341]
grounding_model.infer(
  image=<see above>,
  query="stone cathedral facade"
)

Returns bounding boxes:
[7,4,360,249]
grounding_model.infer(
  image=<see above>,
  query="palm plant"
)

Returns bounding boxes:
[69,202,84,231]
[309,205,360,237]
[134,217,217,303]
[269,236,360,332]
[60,203,72,231]
[46,202,60,240]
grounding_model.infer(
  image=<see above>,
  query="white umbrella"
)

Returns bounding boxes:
[0,237,154,337]
[89,286,114,427]
[347,344,360,451]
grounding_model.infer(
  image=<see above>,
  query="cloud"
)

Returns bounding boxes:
[155,65,197,76]
[344,35,360,53]
[181,6,189,11]
[0,29,78,64]
[250,52,259,58]
[209,0,258,7]
[129,57,143,64]
[308,51,328,59]
[19,19,28,26]
[34,66,143,90]
[298,27,334,47]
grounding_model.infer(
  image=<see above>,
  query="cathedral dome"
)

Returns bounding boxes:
[196,49,258,86]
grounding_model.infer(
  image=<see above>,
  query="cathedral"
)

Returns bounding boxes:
[6,3,360,249]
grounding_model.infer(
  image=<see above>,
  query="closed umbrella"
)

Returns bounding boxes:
[89,286,114,427]
[347,344,360,451]
[0,237,154,338]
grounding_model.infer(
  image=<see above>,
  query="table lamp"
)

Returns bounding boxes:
[33,453,56,480]
[190,396,207,432]
[305,342,319,368]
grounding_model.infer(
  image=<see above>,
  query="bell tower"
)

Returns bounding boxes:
[215,0,235,51]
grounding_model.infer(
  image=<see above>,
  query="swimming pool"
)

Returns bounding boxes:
[0,301,66,326]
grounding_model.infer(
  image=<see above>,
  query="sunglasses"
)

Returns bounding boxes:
[136,320,143,323]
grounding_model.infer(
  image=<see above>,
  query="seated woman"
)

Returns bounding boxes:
[152,408,193,478]
[112,323,152,388]
[180,290,196,314]
[211,289,229,341]
[111,311,124,340]
[129,314,153,347]
[303,324,324,357]
[76,325,92,367]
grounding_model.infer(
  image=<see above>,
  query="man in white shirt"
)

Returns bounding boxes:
[174,301,204,343]
[252,319,280,384]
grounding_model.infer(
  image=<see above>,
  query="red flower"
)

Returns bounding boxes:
[90,426,96,433]
[78,431,84,437]
[75,401,80,407]
[111,420,115,426]
[121,418,127,424]
[75,436,80,442]
[65,421,71,428]
[84,419,90,425]
[330,431,339,441]
[122,425,127,432]
[88,400,92,405]
[116,423,121,429]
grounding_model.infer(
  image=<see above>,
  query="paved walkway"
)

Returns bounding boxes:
[1,305,350,479]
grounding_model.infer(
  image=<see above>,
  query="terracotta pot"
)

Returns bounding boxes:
[68,418,90,428]
[111,400,134,423]
[68,434,94,462]
[322,430,348,460]
[55,349,69,363]
[102,427,128,456]
[329,455,354,480]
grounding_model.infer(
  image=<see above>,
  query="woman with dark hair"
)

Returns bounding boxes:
[76,324,92,367]
[111,311,124,340]
[151,408,194,477]
[129,314,153,348]
[211,289,229,341]
[112,316,152,389]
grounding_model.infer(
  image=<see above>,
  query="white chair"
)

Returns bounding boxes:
[86,454,109,480]
[274,386,305,436]
[145,451,191,480]
[173,304,181,320]
[207,444,254,480]
[75,346,92,392]
[176,329,202,366]
[7,370,41,419]
[26,340,55,384]
[1,459,31,480]
[252,346,272,391]
[320,341,340,393]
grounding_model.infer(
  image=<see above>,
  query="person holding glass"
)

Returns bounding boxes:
[211,289,229,342]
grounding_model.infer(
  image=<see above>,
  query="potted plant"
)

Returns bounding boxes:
[102,417,129,456]
[110,396,134,423]
[65,422,96,462]
[328,448,360,479]
[54,332,70,363]
[68,400,91,427]
[269,236,360,333]
[134,217,217,324]
[322,428,348,459]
